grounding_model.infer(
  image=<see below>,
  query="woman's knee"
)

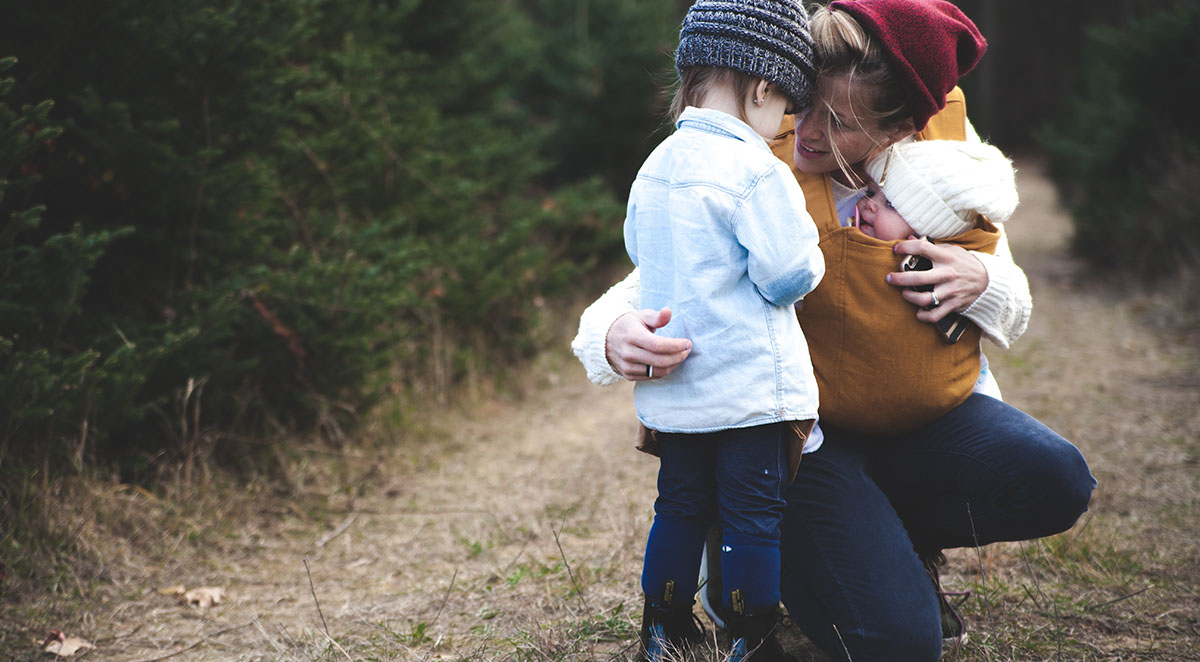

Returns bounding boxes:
[1015,433,1097,536]
[1043,442,1097,530]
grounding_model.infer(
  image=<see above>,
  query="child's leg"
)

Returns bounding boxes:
[714,423,788,615]
[641,432,717,605]
[711,423,790,660]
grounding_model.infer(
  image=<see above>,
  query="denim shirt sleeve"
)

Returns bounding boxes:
[735,161,825,307]
[623,189,642,269]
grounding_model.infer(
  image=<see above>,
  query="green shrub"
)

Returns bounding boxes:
[1038,2,1200,280]
[0,56,146,469]
[512,0,680,190]
[0,1,667,479]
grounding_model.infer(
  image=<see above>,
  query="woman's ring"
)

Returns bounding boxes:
[646,365,653,378]
[930,291,940,307]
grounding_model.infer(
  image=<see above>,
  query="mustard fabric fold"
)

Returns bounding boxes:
[797,222,998,434]
[769,87,1002,434]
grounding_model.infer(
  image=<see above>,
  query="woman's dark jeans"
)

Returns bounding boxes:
[779,394,1096,661]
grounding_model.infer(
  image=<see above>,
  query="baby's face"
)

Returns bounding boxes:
[855,182,916,241]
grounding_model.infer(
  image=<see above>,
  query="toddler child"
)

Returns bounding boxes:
[623,1,823,660]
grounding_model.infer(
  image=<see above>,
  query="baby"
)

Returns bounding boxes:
[855,139,1017,242]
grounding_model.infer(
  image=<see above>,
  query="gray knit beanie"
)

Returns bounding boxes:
[866,140,1018,239]
[675,0,817,112]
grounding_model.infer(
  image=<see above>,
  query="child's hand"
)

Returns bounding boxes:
[888,239,988,322]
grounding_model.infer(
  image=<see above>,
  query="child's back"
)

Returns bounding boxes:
[626,106,823,433]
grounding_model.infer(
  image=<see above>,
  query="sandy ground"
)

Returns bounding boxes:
[5,159,1198,661]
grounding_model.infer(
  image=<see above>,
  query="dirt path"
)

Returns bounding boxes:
[9,160,1198,661]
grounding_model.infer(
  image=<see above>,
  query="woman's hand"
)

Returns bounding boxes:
[605,308,692,381]
[888,239,989,323]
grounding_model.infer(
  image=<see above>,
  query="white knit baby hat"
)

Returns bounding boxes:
[865,139,1018,239]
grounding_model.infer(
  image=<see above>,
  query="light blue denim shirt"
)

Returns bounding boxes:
[624,107,825,433]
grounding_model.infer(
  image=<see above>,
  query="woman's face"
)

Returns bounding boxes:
[792,75,902,177]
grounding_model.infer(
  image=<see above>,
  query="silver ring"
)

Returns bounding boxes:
[930,291,940,307]
[646,364,653,378]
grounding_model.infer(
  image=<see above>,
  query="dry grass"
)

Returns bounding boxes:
[2,159,1198,661]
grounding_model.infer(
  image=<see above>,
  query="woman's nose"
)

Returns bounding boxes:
[795,109,824,140]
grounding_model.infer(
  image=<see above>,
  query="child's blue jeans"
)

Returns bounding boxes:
[641,422,788,614]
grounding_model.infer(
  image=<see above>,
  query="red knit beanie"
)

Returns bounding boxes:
[828,0,986,130]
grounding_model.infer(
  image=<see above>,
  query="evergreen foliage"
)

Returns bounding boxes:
[514,0,679,189]
[1038,1,1200,280]
[0,1,677,478]
[0,56,137,468]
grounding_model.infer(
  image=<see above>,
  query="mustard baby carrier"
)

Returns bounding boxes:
[768,88,1000,435]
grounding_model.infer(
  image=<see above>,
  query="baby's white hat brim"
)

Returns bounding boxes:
[866,139,1018,239]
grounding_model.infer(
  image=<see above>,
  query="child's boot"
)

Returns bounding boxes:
[639,594,705,661]
[728,605,796,662]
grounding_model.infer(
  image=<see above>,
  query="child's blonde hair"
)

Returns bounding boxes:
[669,67,760,125]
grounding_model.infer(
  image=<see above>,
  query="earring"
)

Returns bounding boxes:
[753,98,764,106]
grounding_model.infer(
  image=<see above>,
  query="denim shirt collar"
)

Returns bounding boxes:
[676,106,770,153]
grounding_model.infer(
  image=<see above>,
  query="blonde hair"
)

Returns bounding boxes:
[809,6,914,185]
[669,67,759,125]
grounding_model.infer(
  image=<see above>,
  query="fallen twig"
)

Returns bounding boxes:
[431,568,458,628]
[304,556,353,662]
[553,512,592,614]
[304,556,332,639]
[130,621,253,662]
[1086,586,1153,612]
[832,623,854,661]
[251,617,288,656]
[316,511,360,548]
[420,569,458,662]
[967,502,994,628]
[1017,542,1047,610]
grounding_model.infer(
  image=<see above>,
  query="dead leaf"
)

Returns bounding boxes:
[183,586,224,608]
[39,630,93,657]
